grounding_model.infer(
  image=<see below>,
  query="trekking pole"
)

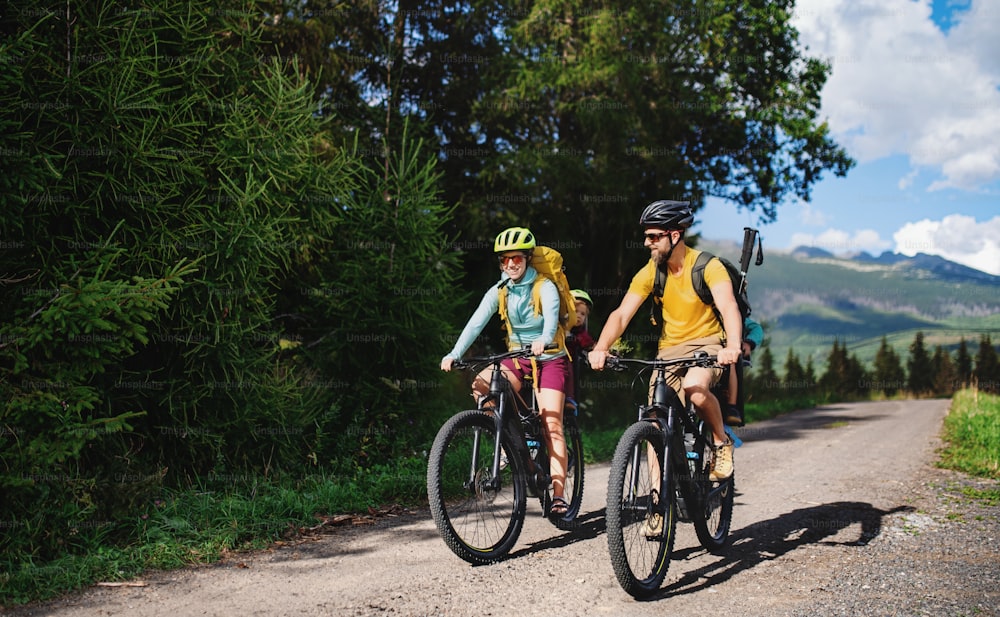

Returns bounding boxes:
[739,227,759,295]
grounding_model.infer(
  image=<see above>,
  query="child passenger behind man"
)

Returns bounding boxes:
[566,289,596,405]
[724,316,763,426]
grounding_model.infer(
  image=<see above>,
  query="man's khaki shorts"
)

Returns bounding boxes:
[651,336,725,404]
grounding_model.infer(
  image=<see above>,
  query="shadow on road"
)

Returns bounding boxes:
[732,405,891,444]
[503,508,608,562]
[645,500,914,600]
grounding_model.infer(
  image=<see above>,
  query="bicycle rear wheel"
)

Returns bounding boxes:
[692,422,735,553]
[549,412,585,530]
[427,410,526,564]
[606,421,677,598]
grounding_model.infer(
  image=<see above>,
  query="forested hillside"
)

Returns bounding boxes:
[696,239,1000,370]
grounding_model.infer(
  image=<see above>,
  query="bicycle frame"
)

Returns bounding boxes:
[622,357,718,522]
[466,354,546,495]
[429,347,586,564]
[604,352,735,596]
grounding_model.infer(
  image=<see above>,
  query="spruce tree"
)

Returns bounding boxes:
[906,332,934,396]
[753,345,780,400]
[931,346,958,397]
[0,0,462,563]
[955,338,973,387]
[805,356,818,394]
[873,336,906,397]
[973,334,1000,394]
[819,339,848,396]
[847,352,870,398]
[784,348,806,386]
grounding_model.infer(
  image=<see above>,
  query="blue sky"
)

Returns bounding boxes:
[697,0,1000,275]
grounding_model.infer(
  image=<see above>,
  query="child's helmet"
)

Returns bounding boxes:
[571,289,593,307]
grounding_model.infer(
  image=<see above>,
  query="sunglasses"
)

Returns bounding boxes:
[498,254,526,266]
[644,231,671,243]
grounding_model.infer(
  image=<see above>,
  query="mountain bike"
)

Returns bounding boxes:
[604,351,735,598]
[427,347,585,565]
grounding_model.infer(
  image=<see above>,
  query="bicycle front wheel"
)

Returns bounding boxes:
[606,421,677,598]
[692,423,735,552]
[427,410,527,564]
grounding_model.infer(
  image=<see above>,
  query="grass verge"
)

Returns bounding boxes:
[939,388,1000,480]
[0,458,428,607]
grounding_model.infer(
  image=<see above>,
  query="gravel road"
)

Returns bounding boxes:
[9,399,1000,617]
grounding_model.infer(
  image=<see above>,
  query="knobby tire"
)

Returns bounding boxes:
[427,410,526,564]
[692,422,735,552]
[606,421,677,598]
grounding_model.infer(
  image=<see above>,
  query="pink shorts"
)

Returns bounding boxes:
[501,355,572,395]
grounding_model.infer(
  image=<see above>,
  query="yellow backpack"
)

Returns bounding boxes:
[497,246,577,356]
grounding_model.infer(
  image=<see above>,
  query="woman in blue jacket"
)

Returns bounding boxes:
[441,227,572,517]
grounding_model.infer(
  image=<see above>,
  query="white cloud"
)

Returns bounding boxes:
[798,202,830,227]
[790,228,892,255]
[898,168,919,190]
[793,0,1000,191]
[893,214,1000,274]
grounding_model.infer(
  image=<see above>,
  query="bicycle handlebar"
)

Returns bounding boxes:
[603,351,720,372]
[453,346,560,370]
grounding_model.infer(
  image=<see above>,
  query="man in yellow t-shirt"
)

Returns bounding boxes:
[589,200,742,483]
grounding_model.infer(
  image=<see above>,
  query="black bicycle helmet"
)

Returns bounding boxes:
[639,200,694,230]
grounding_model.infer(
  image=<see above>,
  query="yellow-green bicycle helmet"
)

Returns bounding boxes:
[571,289,593,307]
[494,227,536,253]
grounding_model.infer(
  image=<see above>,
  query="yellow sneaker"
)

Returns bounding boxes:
[643,512,663,538]
[709,437,734,481]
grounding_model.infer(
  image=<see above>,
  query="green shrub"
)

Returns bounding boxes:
[1,0,460,590]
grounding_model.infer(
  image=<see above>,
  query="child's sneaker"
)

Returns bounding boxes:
[723,404,744,427]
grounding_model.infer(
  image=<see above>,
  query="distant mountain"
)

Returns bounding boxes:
[696,239,1000,371]
[853,251,1000,285]
[789,245,835,259]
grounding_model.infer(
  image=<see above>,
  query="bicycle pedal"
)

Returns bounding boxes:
[724,426,743,447]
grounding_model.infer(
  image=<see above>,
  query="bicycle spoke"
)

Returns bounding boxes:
[428,411,526,564]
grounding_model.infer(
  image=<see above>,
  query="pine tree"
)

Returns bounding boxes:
[805,356,818,388]
[873,336,906,397]
[819,339,849,396]
[906,332,934,396]
[784,348,806,386]
[752,345,780,400]
[973,334,1000,394]
[932,346,958,397]
[0,0,462,563]
[955,338,973,388]
[847,352,870,398]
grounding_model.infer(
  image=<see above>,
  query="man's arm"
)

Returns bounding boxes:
[708,280,742,366]
[588,291,645,370]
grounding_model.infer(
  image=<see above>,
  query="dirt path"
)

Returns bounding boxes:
[10,399,1000,617]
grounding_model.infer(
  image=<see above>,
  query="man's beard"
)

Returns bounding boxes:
[652,237,678,267]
